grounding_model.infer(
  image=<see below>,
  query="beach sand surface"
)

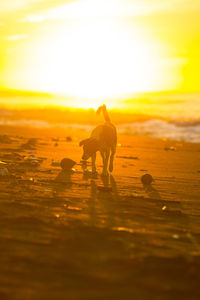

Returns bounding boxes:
[0,125,200,300]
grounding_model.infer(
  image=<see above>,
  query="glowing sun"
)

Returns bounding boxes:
[18,18,162,108]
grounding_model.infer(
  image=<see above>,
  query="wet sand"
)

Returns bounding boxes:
[0,125,200,300]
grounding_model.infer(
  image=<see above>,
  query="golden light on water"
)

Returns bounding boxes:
[0,0,199,109]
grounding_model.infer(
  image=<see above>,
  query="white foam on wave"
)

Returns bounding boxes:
[0,117,200,143]
[118,119,200,143]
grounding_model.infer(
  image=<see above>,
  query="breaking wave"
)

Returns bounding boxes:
[118,119,200,143]
[0,117,200,143]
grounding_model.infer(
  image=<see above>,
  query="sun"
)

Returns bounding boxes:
[8,17,163,109]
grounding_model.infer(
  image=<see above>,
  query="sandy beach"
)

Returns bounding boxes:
[0,125,200,300]
[1,0,200,298]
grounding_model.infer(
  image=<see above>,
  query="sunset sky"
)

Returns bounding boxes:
[0,0,199,108]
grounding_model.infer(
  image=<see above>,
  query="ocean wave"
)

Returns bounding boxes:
[0,117,200,143]
[0,118,93,131]
[118,119,200,143]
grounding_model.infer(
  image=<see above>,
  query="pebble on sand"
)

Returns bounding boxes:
[66,136,72,142]
[164,146,176,151]
[141,173,153,185]
[21,138,38,150]
[60,158,76,170]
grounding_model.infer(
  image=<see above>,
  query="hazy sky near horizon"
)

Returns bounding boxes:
[0,0,199,107]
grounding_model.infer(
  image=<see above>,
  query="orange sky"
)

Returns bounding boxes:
[0,0,199,108]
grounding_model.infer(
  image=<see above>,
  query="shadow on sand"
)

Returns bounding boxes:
[87,174,120,228]
[143,183,162,200]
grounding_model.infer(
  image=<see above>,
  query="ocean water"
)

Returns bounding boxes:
[0,92,200,143]
[118,119,200,143]
[0,117,200,143]
[118,92,200,142]
[122,92,200,120]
